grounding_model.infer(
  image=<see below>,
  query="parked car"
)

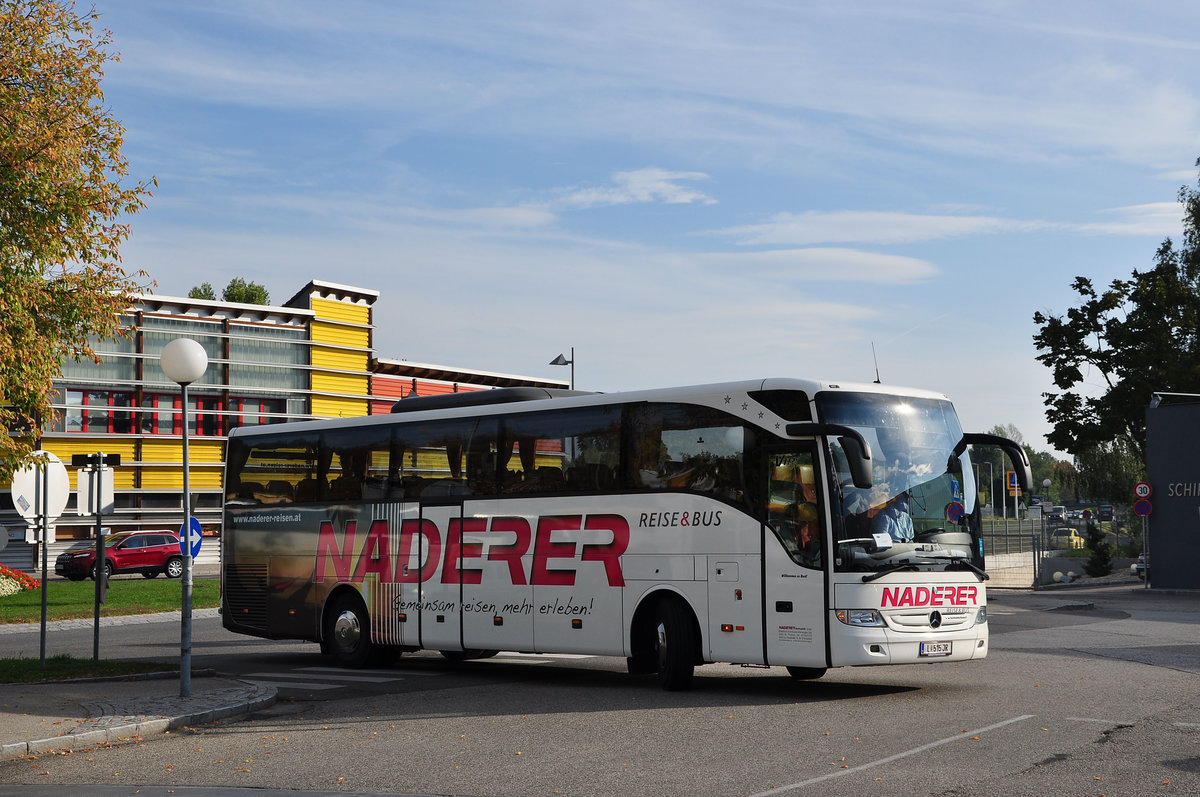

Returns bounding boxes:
[55,531,183,581]
[1049,527,1085,550]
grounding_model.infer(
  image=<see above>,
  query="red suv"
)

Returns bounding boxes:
[55,531,184,580]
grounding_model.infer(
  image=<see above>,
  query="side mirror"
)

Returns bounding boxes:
[956,433,1033,492]
[785,422,874,489]
[838,435,874,490]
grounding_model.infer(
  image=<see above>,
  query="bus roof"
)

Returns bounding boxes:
[227,378,952,440]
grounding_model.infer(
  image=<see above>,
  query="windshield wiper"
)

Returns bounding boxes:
[945,556,989,581]
[913,552,990,582]
[861,562,922,583]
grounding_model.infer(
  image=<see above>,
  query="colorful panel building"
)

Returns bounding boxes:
[1,280,566,555]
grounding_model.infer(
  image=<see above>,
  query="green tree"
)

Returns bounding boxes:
[1071,438,1144,506]
[0,0,151,478]
[1082,521,1113,578]
[220,278,269,305]
[188,282,216,300]
[1033,159,1200,461]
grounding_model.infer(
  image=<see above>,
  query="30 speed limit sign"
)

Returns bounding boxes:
[1134,481,1152,499]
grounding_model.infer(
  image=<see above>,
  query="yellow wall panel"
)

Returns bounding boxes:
[139,438,225,464]
[140,465,224,490]
[312,371,369,395]
[311,345,368,371]
[311,298,371,326]
[46,438,137,463]
[191,470,224,489]
[141,439,178,462]
[41,439,137,490]
[188,440,226,463]
[312,395,368,418]
[312,320,370,349]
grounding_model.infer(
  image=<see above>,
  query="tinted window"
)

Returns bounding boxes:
[624,403,748,504]
[495,406,622,496]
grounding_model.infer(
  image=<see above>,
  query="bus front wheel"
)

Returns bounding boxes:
[653,597,697,691]
[325,593,373,668]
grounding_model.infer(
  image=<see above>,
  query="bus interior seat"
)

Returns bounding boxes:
[294,477,320,502]
[263,480,294,502]
[238,481,264,501]
[328,476,362,500]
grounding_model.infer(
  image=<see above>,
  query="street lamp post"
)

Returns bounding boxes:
[160,337,208,698]
[549,347,574,390]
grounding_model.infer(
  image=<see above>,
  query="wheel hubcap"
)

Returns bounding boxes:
[334,610,361,650]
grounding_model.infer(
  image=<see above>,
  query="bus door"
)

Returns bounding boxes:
[761,444,829,669]
[364,501,423,650]
[417,500,466,652]
[459,499,535,653]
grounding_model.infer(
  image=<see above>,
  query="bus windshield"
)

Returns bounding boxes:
[816,391,980,574]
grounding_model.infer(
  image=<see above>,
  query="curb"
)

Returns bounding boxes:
[0,680,276,761]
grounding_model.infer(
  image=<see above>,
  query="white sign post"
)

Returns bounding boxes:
[11,451,69,542]
[9,451,71,669]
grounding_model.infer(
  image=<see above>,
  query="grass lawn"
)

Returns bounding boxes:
[0,579,221,682]
[0,578,220,625]
[0,654,181,684]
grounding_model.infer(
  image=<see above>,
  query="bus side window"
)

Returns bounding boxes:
[228,433,319,506]
[392,419,473,499]
[499,407,619,496]
[321,427,391,503]
[625,402,747,503]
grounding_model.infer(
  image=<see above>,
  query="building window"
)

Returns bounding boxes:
[228,397,287,431]
[195,394,222,437]
[58,390,135,434]
[141,393,179,435]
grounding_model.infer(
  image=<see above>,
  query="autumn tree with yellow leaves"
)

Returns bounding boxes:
[0,0,151,478]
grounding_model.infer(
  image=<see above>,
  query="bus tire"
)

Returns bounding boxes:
[325,593,374,668]
[654,597,697,691]
[785,666,827,681]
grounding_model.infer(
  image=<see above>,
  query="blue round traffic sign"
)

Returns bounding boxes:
[179,516,203,557]
[1133,499,1152,517]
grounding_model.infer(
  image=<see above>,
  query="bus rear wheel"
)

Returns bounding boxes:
[653,597,697,691]
[325,593,374,668]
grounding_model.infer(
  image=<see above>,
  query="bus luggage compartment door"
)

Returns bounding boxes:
[459,500,535,653]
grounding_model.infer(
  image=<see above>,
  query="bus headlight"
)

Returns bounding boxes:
[835,609,885,627]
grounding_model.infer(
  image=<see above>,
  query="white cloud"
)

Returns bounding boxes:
[555,168,717,209]
[720,211,1033,246]
[1078,202,1184,237]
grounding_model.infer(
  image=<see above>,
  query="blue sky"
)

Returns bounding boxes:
[95,1,1200,456]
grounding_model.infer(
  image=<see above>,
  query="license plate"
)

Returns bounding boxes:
[920,641,952,657]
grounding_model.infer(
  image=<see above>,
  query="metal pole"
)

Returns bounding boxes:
[1143,514,1149,590]
[39,461,48,670]
[570,346,575,391]
[93,454,106,661]
[180,383,193,697]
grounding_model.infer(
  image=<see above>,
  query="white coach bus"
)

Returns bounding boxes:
[221,378,1030,690]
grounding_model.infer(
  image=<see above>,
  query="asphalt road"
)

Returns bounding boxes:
[1,584,1198,796]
